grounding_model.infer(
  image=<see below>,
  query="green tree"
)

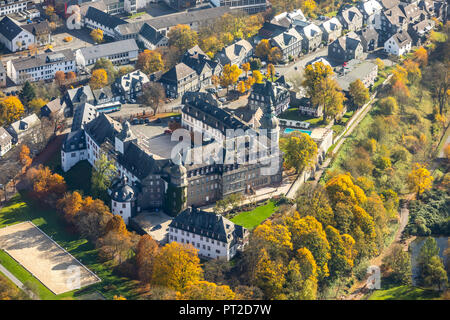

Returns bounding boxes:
[19,81,36,106]
[93,58,118,84]
[378,96,399,115]
[280,131,318,173]
[382,244,412,285]
[91,154,116,202]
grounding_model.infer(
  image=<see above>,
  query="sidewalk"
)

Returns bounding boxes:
[0,263,36,299]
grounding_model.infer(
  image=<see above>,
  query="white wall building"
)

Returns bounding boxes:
[384,30,412,56]
[75,39,139,67]
[0,16,34,52]
[0,0,30,17]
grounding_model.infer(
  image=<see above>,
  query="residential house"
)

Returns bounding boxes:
[320,17,343,45]
[64,85,95,115]
[335,59,378,92]
[0,16,34,52]
[182,45,222,87]
[115,70,150,102]
[168,207,249,260]
[83,6,127,38]
[270,9,306,27]
[384,30,412,56]
[338,6,364,32]
[296,96,323,118]
[92,86,117,106]
[379,5,408,42]
[40,97,67,118]
[408,18,435,45]
[357,25,379,51]
[6,113,41,144]
[433,0,448,22]
[400,2,424,24]
[270,27,303,62]
[160,63,199,98]
[328,33,363,64]
[6,49,76,84]
[22,21,51,47]
[258,21,288,40]
[138,23,169,50]
[357,0,382,26]
[294,21,323,53]
[418,0,435,19]
[75,39,139,67]
[248,79,290,116]
[0,127,13,157]
[216,39,253,67]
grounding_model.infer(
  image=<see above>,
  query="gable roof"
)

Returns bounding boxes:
[295,21,322,39]
[79,39,138,61]
[358,0,382,16]
[139,23,165,45]
[84,6,127,30]
[8,113,40,135]
[0,16,28,41]
[321,17,342,33]
[271,27,302,49]
[71,102,97,131]
[217,39,253,65]
[379,0,400,9]
[44,97,66,114]
[67,85,95,104]
[84,113,121,146]
[333,33,362,51]
[117,70,150,92]
[383,5,407,25]
[389,30,412,46]
[160,63,196,84]
[339,6,363,24]
[22,21,50,35]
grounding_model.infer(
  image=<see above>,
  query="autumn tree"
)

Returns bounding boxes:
[152,242,203,291]
[375,58,384,71]
[284,214,331,280]
[177,281,236,300]
[93,58,118,84]
[325,173,367,207]
[382,244,412,285]
[241,62,250,77]
[408,163,433,197]
[295,183,334,228]
[378,96,398,115]
[91,154,116,202]
[267,63,275,81]
[74,196,113,241]
[57,191,83,224]
[28,165,67,206]
[19,145,32,172]
[348,79,369,108]
[237,81,246,94]
[54,71,66,86]
[255,39,271,60]
[423,62,449,115]
[139,82,166,115]
[168,24,198,56]
[28,98,48,113]
[136,50,164,75]
[90,69,108,89]
[301,0,317,17]
[252,70,263,84]
[253,220,293,257]
[268,47,283,63]
[66,71,76,81]
[254,248,286,299]
[90,28,104,43]
[404,59,422,85]
[244,76,255,91]
[280,131,318,173]
[96,226,136,264]
[45,5,54,16]
[136,234,159,283]
[325,226,356,278]
[220,64,242,92]
[413,46,428,66]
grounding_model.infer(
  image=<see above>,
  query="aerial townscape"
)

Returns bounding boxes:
[0,0,448,306]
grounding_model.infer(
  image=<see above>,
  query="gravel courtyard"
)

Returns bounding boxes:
[0,222,100,295]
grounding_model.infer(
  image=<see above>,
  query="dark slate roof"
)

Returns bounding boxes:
[333,34,361,51]
[43,97,66,114]
[62,129,86,152]
[92,86,113,102]
[181,45,219,76]
[67,85,95,104]
[109,177,137,202]
[0,16,26,41]
[85,6,127,29]
[139,23,164,44]
[118,142,169,180]
[383,5,406,25]
[251,80,290,109]
[71,102,97,131]
[170,207,248,244]
[181,92,251,135]
[84,113,121,146]
[390,30,412,46]
[358,25,379,41]
[258,21,288,39]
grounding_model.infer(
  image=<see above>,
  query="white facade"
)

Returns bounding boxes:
[7,52,76,84]
[112,199,133,224]
[0,27,34,52]
[168,226,237,260]
[61,148,87,172]
[384,35,411,56]
[138,33,168,51]
[0,0,29,17]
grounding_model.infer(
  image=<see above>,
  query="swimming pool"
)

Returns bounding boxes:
[284,128,312,135]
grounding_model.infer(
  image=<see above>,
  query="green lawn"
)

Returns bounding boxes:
[368,285,441,300]
[231,200,278,230]
[0,193,141,300]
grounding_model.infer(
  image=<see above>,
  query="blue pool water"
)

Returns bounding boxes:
[284,128,312,135]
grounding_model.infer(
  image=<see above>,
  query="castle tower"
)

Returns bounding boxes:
[115,121,137,154]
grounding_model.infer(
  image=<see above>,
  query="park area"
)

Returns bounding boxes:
[230,200,278,230]
[0,221,100,295]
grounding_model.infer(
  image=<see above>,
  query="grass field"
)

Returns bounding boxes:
[231,200,278,230]
[279,107,324,126]
[368,285,441,300]
[0,267,27,300]
[0,193,140,300]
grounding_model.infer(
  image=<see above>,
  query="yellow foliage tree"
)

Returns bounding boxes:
[252,70,263,84]
[408,163,433,197]
[90,29,104,44]
[152,242,203,291]
[90,69,108,89]
[253,220,293,252]
[177,280,236,300]
[0,96,24,126]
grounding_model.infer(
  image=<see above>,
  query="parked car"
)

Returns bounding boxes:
[164,129,172,134]
[139,118,144,124]
[131,118,139,125]
[144,118,150,124]
[218,97,226,103]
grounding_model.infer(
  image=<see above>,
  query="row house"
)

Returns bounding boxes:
[320,17,343,45]
[216,39,253,67]
[357,0,383,27]
[294,21,323,53]
[338,6,364,32]
[328,33,364,64]
[384,30,412,56]
[181,46,222,88]
[379,5,408,42]
[269,27,303,62]
[159,63,199,98]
